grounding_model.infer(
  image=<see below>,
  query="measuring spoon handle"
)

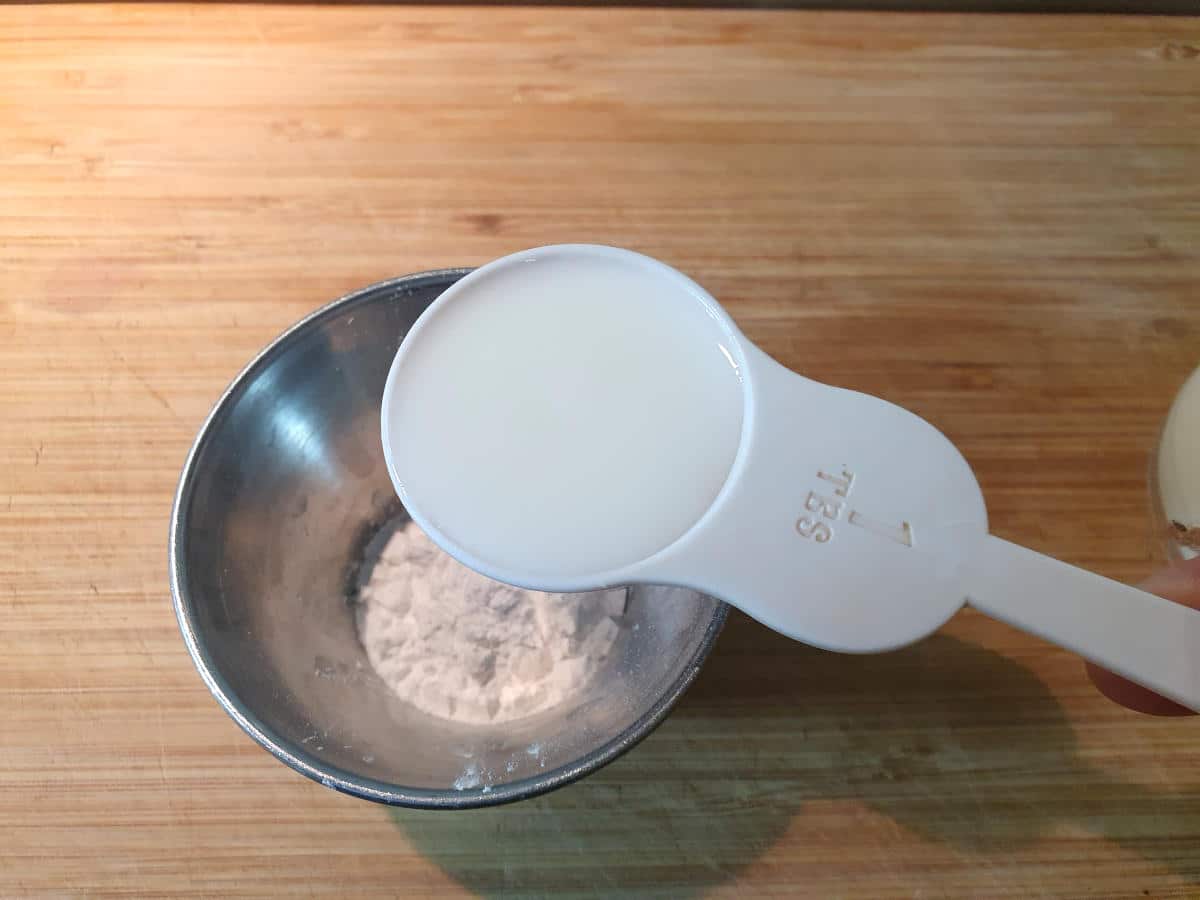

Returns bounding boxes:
[967,535,1200,712]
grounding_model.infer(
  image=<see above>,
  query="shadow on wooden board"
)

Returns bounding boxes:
[391,612,1200,896]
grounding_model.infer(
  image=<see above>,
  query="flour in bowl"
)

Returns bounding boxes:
[356,521,626,725]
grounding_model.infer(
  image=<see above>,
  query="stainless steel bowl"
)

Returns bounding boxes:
[169,270,729,809]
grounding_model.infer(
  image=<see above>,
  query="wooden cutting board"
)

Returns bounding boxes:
[2,5,1199,896]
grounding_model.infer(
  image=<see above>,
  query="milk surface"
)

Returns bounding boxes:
[384,247,744,578]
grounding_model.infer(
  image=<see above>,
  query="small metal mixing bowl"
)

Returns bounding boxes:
[169,270,729,809]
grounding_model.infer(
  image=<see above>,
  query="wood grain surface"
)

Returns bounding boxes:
[3,5,1200,896]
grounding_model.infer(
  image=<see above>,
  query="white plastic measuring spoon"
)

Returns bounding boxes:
[381,244,1200,712]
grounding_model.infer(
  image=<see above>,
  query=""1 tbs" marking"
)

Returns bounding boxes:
[794,468,914,548]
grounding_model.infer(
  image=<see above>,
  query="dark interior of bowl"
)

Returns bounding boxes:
[172,272,727,805]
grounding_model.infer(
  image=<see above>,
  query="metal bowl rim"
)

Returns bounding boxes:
[168,269,731,809]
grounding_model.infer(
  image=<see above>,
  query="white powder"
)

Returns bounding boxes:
[356,522,626,724]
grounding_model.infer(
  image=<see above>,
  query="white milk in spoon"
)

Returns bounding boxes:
[382,247,745,579]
